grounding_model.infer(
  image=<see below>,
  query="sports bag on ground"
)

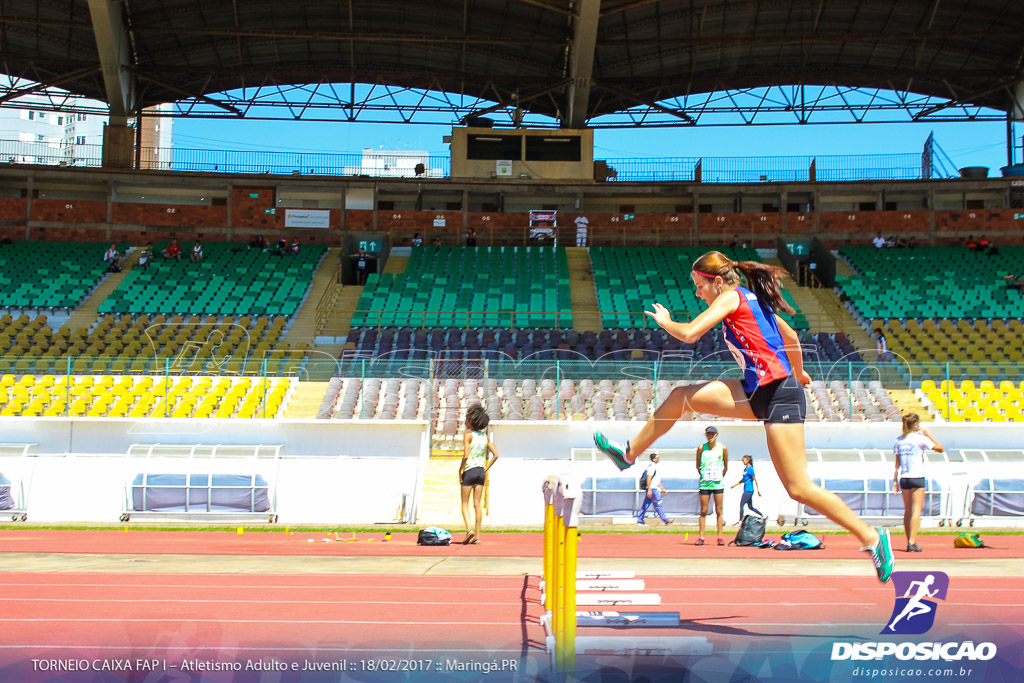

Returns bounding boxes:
[417,526,452,546]
[774,529,823,550]
[731,514,766,546]
[954,533,985,548]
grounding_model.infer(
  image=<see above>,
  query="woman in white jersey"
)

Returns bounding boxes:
[460,403,499,545]
[893,413,944,552]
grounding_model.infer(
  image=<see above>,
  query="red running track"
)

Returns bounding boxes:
[2,528,1022,558]
[1,529,1022,681]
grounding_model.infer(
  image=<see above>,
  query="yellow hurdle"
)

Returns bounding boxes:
[542,475,580,675]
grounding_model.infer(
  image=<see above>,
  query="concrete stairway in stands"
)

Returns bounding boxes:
[283,247,340,347]
[415,454,480,529]
[60,250,139,333]
[566,247,601,332]
[280,381,330,418]
[382,255,408,274]
[887,389,932,421]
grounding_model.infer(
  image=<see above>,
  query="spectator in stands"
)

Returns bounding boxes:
[248,234,268,251]
[907,235,920,249]
[637,452,673,525]
[575,214,590,247]
[884,235,896,248]
[1003,275,1024,292]
[270,238,287,255]
[137,243,153,268]
[466,227,478,247]
[103,243,121,271]
[695,426,727,545]
[730,454,766,523]
[431,236,442,246]
[964,234,977,250]
[976,234,990,253]
[874,327,889,361]
[289,238,299,255]
[593,250,896,582]
[872,232,886,248]
[893,413,944,553]
[190,239,203,263]
[411,233,423,247]
[349,246,376,286]
[161,237,182,261]
[459,403,499,544]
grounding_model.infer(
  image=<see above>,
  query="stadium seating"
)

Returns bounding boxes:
[0,241,128,309]
[352,245,571,328]
[838,245,1024,320]
[917,379,1024,422]
[590,246,807,330]
[0,374,293,418]
[341,326,858,364]
[99,241,326,316]
[875,319,1024,377]
[0,314,296,375]
[322,376,902,446]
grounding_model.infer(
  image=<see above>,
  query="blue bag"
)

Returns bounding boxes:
[775,529,823,550]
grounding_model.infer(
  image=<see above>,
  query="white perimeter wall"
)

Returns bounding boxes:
[1,418,1021,525]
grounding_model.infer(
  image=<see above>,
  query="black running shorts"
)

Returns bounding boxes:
[745,375,807,424]
[899,477,926,490]
[461,466,486,487]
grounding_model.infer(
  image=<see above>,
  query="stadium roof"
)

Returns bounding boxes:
[2,0,1022,127]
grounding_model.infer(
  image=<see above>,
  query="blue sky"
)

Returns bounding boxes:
[174,116,1015,176]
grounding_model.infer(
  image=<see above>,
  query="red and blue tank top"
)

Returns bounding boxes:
[721,287,792,393]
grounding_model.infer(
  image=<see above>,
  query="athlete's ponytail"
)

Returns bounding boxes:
[691,251,794,314]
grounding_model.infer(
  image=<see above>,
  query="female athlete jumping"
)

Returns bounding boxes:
[594,251,894,582]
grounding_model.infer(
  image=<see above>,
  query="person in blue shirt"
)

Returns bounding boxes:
[730,454,765,522]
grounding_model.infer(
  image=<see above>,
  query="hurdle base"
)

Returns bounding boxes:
[575,593,661,606]
[577,611,680,627]
[576,636,713,657]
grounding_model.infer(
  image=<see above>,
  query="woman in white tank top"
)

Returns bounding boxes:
[893,413,944,553]
[459,404,499,545]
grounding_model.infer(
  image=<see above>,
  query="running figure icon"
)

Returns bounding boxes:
[887,574,939,631]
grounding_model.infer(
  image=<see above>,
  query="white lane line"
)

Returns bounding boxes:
[0,583,522,591]
[0,618,523,625]
[0,598,521,606]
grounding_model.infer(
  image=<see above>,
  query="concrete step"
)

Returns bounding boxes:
[416,456,484,527]
[780,278,836,335]
[284,248,341,346]
[280,381,330,418]
[566,247,601,332]
[60,251,140,333]
[888,389,932,421]
[382,256,408,274]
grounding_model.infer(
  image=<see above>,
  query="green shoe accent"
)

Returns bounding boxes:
[593,431,630,471]
[870,528,894,583]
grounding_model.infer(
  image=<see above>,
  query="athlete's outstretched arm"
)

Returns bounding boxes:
[775,314,811,385]
[646,292,739,344]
